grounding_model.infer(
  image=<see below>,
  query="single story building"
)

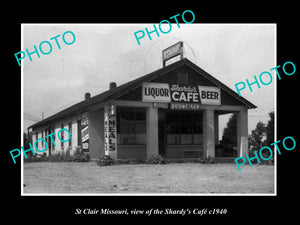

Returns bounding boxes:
[28,42,256,160]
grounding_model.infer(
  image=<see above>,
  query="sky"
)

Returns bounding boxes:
[22,23,276,138]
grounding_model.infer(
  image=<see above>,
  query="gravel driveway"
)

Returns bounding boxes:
[23,162,275,194]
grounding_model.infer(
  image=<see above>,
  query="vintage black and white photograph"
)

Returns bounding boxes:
[21,23,276,195]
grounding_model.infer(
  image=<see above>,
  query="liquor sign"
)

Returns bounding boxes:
[162,41,183,67]
[81,112,89,152]
[104,105,117,159]
[170,84,201,110]
[142,82,171,103]
[198,86,221,105]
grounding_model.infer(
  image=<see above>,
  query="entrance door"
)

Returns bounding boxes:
[158,109,166,156]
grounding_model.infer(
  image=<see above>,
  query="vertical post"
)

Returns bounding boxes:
[203,109,215,158]
[236,108,248,157]
[146,105,159,159]
[104,105,117,160]
[45,129,49,156]
[104,106,109,157]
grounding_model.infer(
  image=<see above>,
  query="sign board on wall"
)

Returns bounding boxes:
[170,84,201,110]
[104,106,117,159]
[142,82,221,109]
[170,103,201,110]
[198,86,221,105]
[142,82,171,103]
[81,112,89,152]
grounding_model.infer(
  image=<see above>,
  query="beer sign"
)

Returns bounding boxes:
[198,86,221,105]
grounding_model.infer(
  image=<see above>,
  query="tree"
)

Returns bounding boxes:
[220,113,237,156]
[23,132,33,158]
[248,121,266,151]
[221,113,237,146]
[263,111,274,147]
[248,111,274,164]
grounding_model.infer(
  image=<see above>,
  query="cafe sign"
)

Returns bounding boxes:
[169,84,201,110]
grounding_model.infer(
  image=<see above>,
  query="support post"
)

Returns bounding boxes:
[203,109,215,158]
[146,105,159,159]
[236,108,248,157]
[104,105,117,160]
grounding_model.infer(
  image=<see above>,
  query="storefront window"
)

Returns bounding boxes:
[166,112,203,145]
[117,108,146,145]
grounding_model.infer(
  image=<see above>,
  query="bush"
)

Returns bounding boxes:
[96,155,114,166]
[24,155,42,162]
[145,154,165,164]
[247,149,259,164]
[48,153,62,162]
[63,148,72,162]
[73,147,90,162]
[23,146,90,163]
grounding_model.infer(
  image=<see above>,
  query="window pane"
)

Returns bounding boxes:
[193,134,203,144]
[136,133,146,144]
[166,113,180,134]
[193,114,202,133]
[122,134,135,144]
[167,134,180,144]
[136,122,146,133]
[120,123,127,133]
[128,123,135,133]
[136,111,146,121]
[181,134,193,144]
[121,111,135,121]
[117,134,121,144]
[181,116,193,134]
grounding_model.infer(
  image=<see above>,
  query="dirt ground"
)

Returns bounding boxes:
[23,162,275,194]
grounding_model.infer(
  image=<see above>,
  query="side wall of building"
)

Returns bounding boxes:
[88,109,104,159]
[31,114,81,156]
